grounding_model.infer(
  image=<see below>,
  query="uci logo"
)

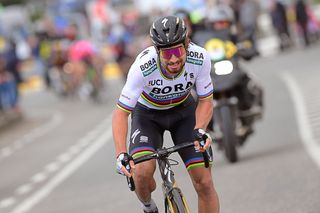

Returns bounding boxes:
[149,80,163,86]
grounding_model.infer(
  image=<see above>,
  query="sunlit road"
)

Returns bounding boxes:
[1,43,320,213]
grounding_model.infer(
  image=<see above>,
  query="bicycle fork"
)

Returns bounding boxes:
[158,159,190,213]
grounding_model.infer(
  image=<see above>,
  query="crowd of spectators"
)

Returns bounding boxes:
[0,0,319,119]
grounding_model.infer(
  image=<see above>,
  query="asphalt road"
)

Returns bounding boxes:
[1,43,320,213]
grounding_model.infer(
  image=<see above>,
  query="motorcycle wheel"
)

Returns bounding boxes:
[220,105,238,163]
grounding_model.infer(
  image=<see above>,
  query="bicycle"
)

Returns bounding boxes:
[125,141,211,213]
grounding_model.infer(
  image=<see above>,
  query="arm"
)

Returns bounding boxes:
[112,107,130,157]
[113,107,135,178]
[195,97,213,130]
[112,56,145,176]
[112,58,144,157]
[194,48,214,150]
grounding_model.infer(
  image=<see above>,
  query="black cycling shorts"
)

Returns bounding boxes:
[128,96,212,171]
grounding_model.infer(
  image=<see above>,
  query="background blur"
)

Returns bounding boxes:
[1,0,320,213]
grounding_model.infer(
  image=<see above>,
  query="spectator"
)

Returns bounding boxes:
[295,0,310,46]
[237,0,261,56]
[270,0,292,51]
[0,56,19,112]
[5,39,22,100]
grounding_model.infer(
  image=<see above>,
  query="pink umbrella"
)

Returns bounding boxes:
[68,40,95,61]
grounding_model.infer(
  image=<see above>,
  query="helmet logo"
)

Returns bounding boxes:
[162,18,168,28]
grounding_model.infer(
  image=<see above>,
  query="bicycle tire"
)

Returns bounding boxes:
[165,188,189,213]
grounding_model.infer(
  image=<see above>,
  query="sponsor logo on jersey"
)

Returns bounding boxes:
[121,94,131,100]
[184,71,195,81]
[150,82,193,95]
[187,50,204,59]
[148,79,163,86]
[204,82,212,89]
[140,58,157,76]
[139,136,149,143]
[139,50,150,59]
[131,129,141,144]
[187,50,204,65]
[150,92,189,100]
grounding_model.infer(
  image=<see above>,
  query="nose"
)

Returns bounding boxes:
[169,54,179,62]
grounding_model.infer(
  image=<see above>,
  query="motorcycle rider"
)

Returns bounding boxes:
[193,4,264,137]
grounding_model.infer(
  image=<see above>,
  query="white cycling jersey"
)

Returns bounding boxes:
[117,42,214,112]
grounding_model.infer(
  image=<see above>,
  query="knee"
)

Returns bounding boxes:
[134,170,152,185]
[193,176,215,197]
[134,165,156,191]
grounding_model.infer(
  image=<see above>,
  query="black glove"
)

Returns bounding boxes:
[116,153,133,176]
[193,128,211,146]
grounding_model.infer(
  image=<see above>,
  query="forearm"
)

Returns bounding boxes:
[195,98,213,130]
[112,107,130,156]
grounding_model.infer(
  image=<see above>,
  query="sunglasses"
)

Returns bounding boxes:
[160,45,185,60]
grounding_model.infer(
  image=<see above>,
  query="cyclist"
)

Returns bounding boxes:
[112,16,220,213]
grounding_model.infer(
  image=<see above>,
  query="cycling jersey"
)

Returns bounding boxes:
[117,43,213,112]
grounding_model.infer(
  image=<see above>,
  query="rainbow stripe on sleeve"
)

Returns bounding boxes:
[117,101,134,113]
[198,89,214,100]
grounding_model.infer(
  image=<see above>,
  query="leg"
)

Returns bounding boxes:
[133,159,157,203]
[129,105,165,212]
[189,167,220,213]
[169,100,219,212]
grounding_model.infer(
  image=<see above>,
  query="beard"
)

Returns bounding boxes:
[163,59,185,76]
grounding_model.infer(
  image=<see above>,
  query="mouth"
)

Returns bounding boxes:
[168,62,180,70]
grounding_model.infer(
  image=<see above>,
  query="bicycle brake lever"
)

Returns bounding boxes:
[127,176,135,191]
[125,164,135,191]
[199,140,210,168]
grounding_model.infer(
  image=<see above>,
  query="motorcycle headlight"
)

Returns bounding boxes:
[214,60,233,75]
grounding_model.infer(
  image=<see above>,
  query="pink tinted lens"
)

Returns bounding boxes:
[160,46,184,59]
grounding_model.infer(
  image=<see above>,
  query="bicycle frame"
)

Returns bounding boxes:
[126,141,210,212]
[157,153,190,213]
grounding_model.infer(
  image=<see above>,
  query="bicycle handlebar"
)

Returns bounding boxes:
[126,141,211,191]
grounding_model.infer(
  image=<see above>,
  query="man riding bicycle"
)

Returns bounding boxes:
[112,16,220,213]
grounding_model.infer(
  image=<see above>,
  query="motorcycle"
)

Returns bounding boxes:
[204,38,263,163]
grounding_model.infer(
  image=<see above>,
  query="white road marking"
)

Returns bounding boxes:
[44,162,60,173]
[31,173,47,183]
[1,147,13,157]
[68,145,81,156]
[0,115,112,212]
[0,112,63,160]
[282,72,320,169]
[11,127,113,213]
[57,153,71,163]
[16,184,33,195]
[0,197,16,208]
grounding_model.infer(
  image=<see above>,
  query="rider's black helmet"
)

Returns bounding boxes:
[150,16,187,49]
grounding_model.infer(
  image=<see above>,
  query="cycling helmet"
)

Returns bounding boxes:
[150,16,187,49]
[207,5,234,23]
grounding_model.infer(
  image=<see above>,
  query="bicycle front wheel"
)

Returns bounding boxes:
[165,188,189,213]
